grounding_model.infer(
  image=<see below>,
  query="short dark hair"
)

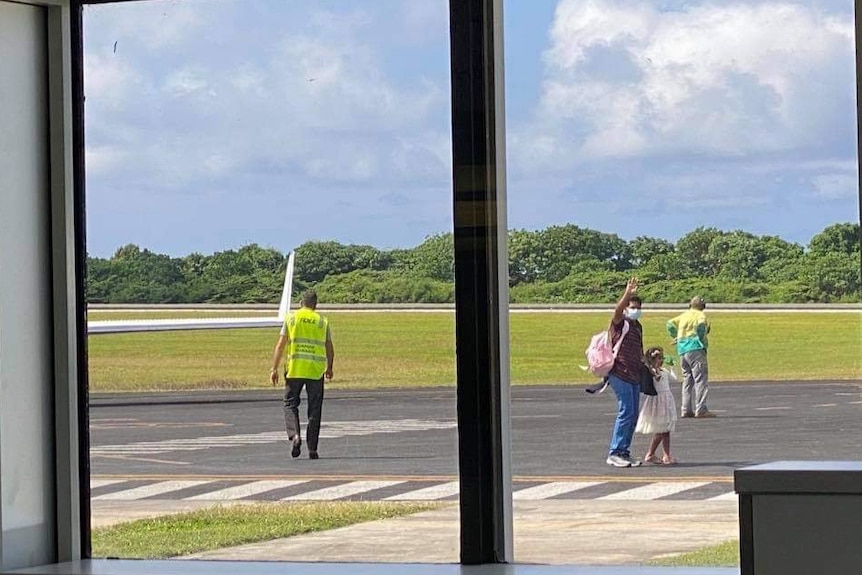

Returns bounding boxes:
[629,295,643,306]
[301,290,318,308]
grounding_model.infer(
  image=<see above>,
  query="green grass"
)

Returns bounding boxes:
[91,501,439,559]
[649,539,739,567]
[90,311,275,320]
[87,311,862,391]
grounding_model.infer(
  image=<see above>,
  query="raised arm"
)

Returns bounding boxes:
[612,277,639,325]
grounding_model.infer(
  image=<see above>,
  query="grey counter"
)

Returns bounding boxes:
[734,461,862,575]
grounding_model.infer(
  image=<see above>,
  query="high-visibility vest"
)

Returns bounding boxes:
[284,307,329,379]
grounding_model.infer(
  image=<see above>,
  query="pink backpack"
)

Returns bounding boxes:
[585,321,630,377]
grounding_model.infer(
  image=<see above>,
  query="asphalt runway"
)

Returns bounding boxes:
[90,381,862,488]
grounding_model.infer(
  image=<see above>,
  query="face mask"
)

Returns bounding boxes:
[624,308,642,321]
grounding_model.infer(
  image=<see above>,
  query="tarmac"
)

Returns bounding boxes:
[91,499,739,565]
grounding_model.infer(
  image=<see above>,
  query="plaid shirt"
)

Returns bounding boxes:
[609,318,644,384]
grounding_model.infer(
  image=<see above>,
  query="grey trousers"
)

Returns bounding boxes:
[283,377,325,451]
[680,349,709,415]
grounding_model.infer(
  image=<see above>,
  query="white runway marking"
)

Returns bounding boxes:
[91,419,457,457]
[93,480,209,501]
[708,492,738,502]
[90,479,125,489]
[88,478,735,502]
[599,482,710,501]
[385,481,460,501]
[815,403,839,407]
[184,480,308,501]
[281,480,405,501]
[513,481,602,500]
[755,406,791,411]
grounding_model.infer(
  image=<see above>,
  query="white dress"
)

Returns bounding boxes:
[636,367,678,434]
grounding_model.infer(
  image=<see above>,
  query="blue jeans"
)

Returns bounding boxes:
[608,373,640,457]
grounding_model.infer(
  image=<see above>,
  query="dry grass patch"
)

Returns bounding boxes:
[92,501,441,559]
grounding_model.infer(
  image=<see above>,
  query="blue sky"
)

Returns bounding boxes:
[83,0,859,257]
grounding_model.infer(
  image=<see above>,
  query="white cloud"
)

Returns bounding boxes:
[80,0,854,256]
[83,53,141,109]
[163,68,210,97]
[514,0,855,170]
[84,5,449,194]
[85,145,127,176]
[399,3,449,44]
[85,1,205,51]
[812,173,858,199]
[544,0,654,70]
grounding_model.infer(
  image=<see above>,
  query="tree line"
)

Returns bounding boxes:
[86,222,861,304]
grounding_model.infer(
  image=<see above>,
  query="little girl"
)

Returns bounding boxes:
[635,346,678,464]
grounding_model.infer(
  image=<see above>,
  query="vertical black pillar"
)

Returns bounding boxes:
[856,0,862,254]
[69,0,92,558]
[738,494,754,575]
[448,0,512,564]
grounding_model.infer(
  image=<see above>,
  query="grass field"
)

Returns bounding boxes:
[649,539,739,567]
[91,501,438,559]
[86,311,862,392]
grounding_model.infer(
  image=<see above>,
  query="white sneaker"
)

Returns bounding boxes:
[627,456,642,467]
[606,454,631,467]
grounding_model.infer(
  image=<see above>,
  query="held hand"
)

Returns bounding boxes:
[325,367,333,381]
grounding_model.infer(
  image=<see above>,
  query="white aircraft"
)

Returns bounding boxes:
[87,251,295,334]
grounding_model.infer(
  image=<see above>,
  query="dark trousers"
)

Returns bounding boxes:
[283,377,325,451]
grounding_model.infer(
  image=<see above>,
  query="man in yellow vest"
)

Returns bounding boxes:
[270,290,334,459]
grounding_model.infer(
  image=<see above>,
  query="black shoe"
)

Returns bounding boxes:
[309,451,319,460]
[290,437,302,458]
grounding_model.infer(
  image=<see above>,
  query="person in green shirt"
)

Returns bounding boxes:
[666,296,713,418]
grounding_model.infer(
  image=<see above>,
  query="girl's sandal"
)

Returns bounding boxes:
[644,454,661,464]
[661,456,678,465]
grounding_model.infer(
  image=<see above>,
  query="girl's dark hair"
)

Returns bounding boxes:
[646,346,664,359]
[630,295,643,305]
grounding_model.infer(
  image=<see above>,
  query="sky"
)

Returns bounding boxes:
[83,0,860,257]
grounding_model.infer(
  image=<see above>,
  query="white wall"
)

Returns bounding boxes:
[0,1,56,568]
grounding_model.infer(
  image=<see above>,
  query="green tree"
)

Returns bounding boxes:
[807,252,862,301]
[508,229,543,285]
[510,225,631,283]
[628,236,675,267]
[675,227,726,276]
[808,222,861,256]
[103,244,185,303]
[403,233,454,281]
[294,241,388,283]
[708,231,762,280]
[196,244,285,303]
[637,252,691,282]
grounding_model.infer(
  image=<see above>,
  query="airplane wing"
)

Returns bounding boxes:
[88,251,295,335]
